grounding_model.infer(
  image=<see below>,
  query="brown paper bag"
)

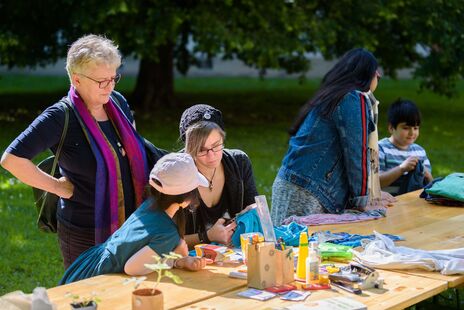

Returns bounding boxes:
[247,242,276,289]
[275,248,294,285]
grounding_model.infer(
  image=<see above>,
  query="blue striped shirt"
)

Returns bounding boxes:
[379,138,432,176]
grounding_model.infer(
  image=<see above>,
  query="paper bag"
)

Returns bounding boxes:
[247,242,276,289]
[275,248,294,285]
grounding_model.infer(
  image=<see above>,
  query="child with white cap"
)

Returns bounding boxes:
[59,153,208,284]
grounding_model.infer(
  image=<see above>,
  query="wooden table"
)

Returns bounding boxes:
[47,263,246,309]
[314,190,464,288]
[180,269,447,310]
[47,190,462,309]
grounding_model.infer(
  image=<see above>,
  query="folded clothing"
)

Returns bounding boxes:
[425,173,464,202]
[421,175,464,206]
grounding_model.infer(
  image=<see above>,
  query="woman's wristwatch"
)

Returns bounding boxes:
[198,229,210,243]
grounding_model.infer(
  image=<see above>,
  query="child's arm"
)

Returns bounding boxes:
[380,156,419,187]
[124,245,160,276]
[380,166,404,187]
[124,243,206,275]
[173,239,189,256]
[424,169,433,183]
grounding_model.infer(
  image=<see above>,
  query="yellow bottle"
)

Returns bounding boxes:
[296,232,309,281]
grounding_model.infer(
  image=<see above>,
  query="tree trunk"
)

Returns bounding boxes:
[132,43,175,111]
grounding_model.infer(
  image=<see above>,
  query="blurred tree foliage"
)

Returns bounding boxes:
[0,0,463,109]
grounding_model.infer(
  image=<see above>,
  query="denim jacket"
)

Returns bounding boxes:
[277,90,375,213]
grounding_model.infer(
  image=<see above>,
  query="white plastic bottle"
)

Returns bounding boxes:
[310,241,321,264]
[305,244,320,285]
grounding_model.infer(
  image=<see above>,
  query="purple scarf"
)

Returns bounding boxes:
[69,87,148,243]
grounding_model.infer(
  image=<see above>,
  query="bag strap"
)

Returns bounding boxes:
[110,92,134,124]
[49,100,70,176]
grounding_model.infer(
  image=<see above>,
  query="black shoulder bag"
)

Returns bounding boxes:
[32,101,70,233]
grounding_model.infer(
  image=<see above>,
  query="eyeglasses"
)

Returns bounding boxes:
[375,70,382,81]
[76,72,121,89]
[197,144,224,157]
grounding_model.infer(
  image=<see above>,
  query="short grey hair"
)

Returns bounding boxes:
[185,121,226,157]
[66,34,121,82]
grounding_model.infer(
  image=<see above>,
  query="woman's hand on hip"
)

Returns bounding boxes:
[55,176,74,199]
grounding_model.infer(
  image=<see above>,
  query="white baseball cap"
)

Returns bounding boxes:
[149,153,209,195]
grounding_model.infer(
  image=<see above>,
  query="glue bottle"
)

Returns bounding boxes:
[310,241,321,264]
[296,232,309,281]
[306,241,320,285]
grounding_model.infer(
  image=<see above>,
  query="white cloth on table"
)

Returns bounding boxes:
[351,231,464,275]
[0,287,55,310]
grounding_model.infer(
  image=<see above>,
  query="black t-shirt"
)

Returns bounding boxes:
[188,171,230,233]
[6,92,136,228]
[184,149,258,235]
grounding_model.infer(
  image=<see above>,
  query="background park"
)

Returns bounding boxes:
[0,1,463,308]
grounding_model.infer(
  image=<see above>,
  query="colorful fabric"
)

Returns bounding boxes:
[425,173,464,202]
[282,209,386,226]
[321,231,403,248]
[419,178,464,206]
[274,222,308,247]
[232,208,262,247]
[69,87,148,243]
[231,209,400,248]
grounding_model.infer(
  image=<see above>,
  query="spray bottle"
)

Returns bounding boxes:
[296,232,309,281]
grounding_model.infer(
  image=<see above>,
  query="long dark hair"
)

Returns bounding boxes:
[289,48,378,136]
[146,186,200,238]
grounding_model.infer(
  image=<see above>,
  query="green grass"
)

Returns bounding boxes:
[0,74,463,301]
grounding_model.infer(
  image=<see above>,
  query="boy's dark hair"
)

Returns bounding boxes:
[387,99,422,128]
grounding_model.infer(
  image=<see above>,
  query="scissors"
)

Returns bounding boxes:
[222,211,236,226]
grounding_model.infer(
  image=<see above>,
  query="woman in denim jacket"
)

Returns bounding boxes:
[271,48,392,225]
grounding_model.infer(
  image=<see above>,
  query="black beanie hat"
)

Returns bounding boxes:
[179,104,225,142]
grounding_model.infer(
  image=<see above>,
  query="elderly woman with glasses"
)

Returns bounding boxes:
[178,104,259,246]
[1,34,150,268]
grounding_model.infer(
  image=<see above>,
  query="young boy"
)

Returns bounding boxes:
[379,99,433,195]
